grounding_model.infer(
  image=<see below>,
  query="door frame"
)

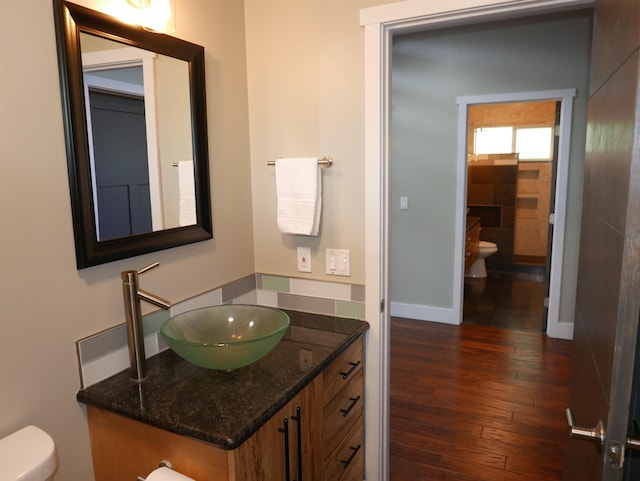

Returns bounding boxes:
[82,46,164,234]
[360,1,593,480]
[456,90,576,339]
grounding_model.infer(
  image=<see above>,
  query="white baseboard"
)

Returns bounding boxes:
[546,320,574,340]
[390,302,460,325]
[391,302,574,339]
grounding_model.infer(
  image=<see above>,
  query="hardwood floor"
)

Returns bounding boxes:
[390,317,572,480]
[463,271,546,332]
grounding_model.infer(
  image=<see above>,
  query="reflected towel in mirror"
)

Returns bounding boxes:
[178,160,196,226]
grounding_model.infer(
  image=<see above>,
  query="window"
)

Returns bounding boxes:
[515,127,554,160]
[474,127,513,154]
[473,125,554,161]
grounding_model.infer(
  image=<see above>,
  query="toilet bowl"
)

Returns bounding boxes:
[467,241,498,278]
[0,426,57,481]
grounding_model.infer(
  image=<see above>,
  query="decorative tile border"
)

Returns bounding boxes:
[76,273,364,388]
[259,274,290,292]
[75,323,169,390]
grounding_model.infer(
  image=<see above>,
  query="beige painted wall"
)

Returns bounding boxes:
[1,1,252,480]
[244,0,392,285]
[156,54,192,228]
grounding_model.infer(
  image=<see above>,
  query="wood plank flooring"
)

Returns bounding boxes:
[463,272,546,332]
[390,317,572,480]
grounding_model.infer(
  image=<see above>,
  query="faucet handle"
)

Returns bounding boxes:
[137,262,160,275]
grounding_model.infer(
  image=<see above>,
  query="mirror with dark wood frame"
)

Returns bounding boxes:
[53,0,212,269]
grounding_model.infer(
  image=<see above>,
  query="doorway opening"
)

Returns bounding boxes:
[463,100,560,332]
[456,89,578,340]
[361,4,593,480]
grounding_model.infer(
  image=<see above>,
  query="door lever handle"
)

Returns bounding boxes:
[627,438,640,451]
[627,419,640,451]
[566,408,605,452]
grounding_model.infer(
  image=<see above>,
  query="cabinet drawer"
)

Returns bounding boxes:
[323,369,363,458]
[323,339,363,406]
[324,418,364,481]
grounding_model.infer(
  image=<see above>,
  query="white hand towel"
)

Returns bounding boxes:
[178,160,196,226]
[276,157,322,236]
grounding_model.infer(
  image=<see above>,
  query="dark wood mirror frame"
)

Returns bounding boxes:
[53,0,212,269]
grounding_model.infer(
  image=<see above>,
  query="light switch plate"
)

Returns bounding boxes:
[326,249,350,276]
[297,247,311,272]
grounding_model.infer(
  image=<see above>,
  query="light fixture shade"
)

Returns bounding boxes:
[114,0,176,34]
[141,0,175,33]
[126,0,151,7]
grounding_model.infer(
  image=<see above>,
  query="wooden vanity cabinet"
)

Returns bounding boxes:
[229,376,323,481]
[320,339,364,481]
[234,337,365,481]
[465,221,481,272]
[86,337,364,481]
[87,379,321,481]
[87,405,230,481]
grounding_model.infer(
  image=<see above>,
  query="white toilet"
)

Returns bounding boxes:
[0,426,57,481]
[467,241,498,278]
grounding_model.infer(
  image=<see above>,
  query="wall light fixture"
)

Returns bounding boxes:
[111,0,176,34]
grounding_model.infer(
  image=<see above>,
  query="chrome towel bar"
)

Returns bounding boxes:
[267,156,333,167]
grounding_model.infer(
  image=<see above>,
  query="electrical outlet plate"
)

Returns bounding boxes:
[299,348,314,370]
[297,247,311,272]
[326,249,350,276]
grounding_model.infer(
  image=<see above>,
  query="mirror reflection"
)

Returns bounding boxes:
[53,0,212,269]
[81,33,196,241]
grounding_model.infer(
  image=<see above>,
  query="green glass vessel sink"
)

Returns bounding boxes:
[160,305,290,370]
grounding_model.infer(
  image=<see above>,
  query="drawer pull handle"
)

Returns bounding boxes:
[278,418,291,481]
[340,396,361,417]
[340,361,361,379]
[291,406,303,481]
[341,444,362,469]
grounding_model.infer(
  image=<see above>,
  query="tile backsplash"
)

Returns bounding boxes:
[76,273,364,388]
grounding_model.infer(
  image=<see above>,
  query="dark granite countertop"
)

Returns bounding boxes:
[77,310,369,450]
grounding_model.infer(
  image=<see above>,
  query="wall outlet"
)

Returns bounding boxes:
[297,247,312,272]
[299,348,314,370]
[326,249,350,276]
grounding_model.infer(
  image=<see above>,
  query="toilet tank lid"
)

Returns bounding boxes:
[0,426,57,481]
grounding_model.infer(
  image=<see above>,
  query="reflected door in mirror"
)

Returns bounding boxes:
[89,89,152,240]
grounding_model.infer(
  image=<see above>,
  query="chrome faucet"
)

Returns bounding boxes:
[121,262,171,382]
